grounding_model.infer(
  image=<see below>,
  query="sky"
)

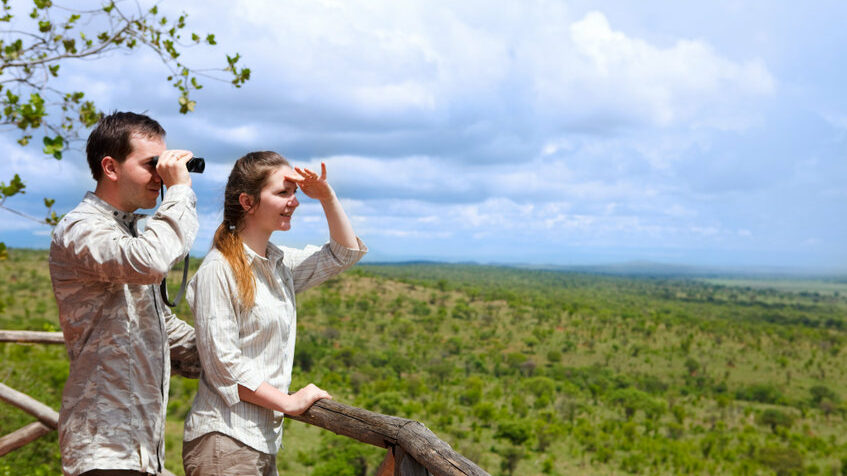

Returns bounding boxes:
[1,0,845,271]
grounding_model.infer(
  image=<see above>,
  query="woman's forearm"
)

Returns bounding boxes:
[321,193,358,250]
[238,382,331,416]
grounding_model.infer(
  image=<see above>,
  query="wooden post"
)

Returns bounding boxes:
[286,398,405,448]
[0,330,64,344]
[394,445,431,476]
[375,447,396,476]
[397,421,482,476]
[288,399,489,476]
[0,382,59,429]
[374,446,432,476]
[0,421,52,457]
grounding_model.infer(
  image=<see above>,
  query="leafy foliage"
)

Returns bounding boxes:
[0,0,250,156]
[0,0,251,252]
[2,253,847,475]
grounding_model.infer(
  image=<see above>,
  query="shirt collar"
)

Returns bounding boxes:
[242,241,284,268]
[83,191,147,229]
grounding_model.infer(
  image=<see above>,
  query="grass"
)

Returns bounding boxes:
[1,251,847,475]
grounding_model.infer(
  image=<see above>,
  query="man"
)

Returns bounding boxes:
[49,111,201,476]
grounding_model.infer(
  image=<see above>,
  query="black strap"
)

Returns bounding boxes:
[160,255,190,307]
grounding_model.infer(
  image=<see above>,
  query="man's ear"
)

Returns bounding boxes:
[239,193,255,213]
[101,156,119,182]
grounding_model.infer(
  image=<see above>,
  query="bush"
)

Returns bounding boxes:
[523,376,556,400]
[809,385,839,405]
[608,388,664,420]
[495,420,531,446]
[497,444,525,476]
[366,391,404,416]
[735,383,786,404]
[472,401,497,426]
[311,434,376,476]
[756,445,804,476]
[756,409,794,433]
[459,376,484,406]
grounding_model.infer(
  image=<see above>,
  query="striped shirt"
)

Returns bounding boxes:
[183,238,366,454]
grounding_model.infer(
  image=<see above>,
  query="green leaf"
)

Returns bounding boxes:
[62,38,76,53]
[42,135,64,159]
[177,95,196,114]
[79,101,100,127]
[4,38,22,59]
[0,174,26,198]
[43,197,55,208]
[45,210,62,226]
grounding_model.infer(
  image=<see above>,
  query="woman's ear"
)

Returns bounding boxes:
[101,156,119,182]
[238,193,255,213]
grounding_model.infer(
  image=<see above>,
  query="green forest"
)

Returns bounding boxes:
[2,249,847,475]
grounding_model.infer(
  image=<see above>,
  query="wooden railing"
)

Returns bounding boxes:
[0,330,489,476]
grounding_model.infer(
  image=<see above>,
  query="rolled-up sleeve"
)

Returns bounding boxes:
[188,261,265,406]
[286,237,368,293]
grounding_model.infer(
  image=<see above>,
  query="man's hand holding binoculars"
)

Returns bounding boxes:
[154,150,198,188]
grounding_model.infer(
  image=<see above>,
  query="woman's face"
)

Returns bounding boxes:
[247,165,300,233]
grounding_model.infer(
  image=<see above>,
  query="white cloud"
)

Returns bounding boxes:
[552,11,775,127]
[2,0,840,269]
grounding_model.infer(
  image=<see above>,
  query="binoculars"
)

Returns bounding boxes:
[151,156,205,174]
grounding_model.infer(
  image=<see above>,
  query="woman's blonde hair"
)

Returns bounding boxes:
[213,151,290,309]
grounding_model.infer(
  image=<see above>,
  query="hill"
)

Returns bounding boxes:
[2,250,847,475]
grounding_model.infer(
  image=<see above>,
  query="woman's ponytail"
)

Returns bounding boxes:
[212,222,255,309]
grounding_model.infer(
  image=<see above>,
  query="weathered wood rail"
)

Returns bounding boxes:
[0,330,489,476]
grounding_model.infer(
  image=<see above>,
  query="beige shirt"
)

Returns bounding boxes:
[183,238,367,454]
[49,186,200,476]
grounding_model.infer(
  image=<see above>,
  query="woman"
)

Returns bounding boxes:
[182,151,366,475]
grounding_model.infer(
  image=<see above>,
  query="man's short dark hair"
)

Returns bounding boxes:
[86,111,166,181]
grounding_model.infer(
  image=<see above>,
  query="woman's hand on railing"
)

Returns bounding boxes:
[238,382,331,416]
[284,383,333,416]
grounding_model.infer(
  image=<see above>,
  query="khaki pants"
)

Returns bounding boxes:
[81,471,151,476]
[183,432,277,476]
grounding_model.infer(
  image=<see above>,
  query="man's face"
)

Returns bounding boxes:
[113,134,166,212]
